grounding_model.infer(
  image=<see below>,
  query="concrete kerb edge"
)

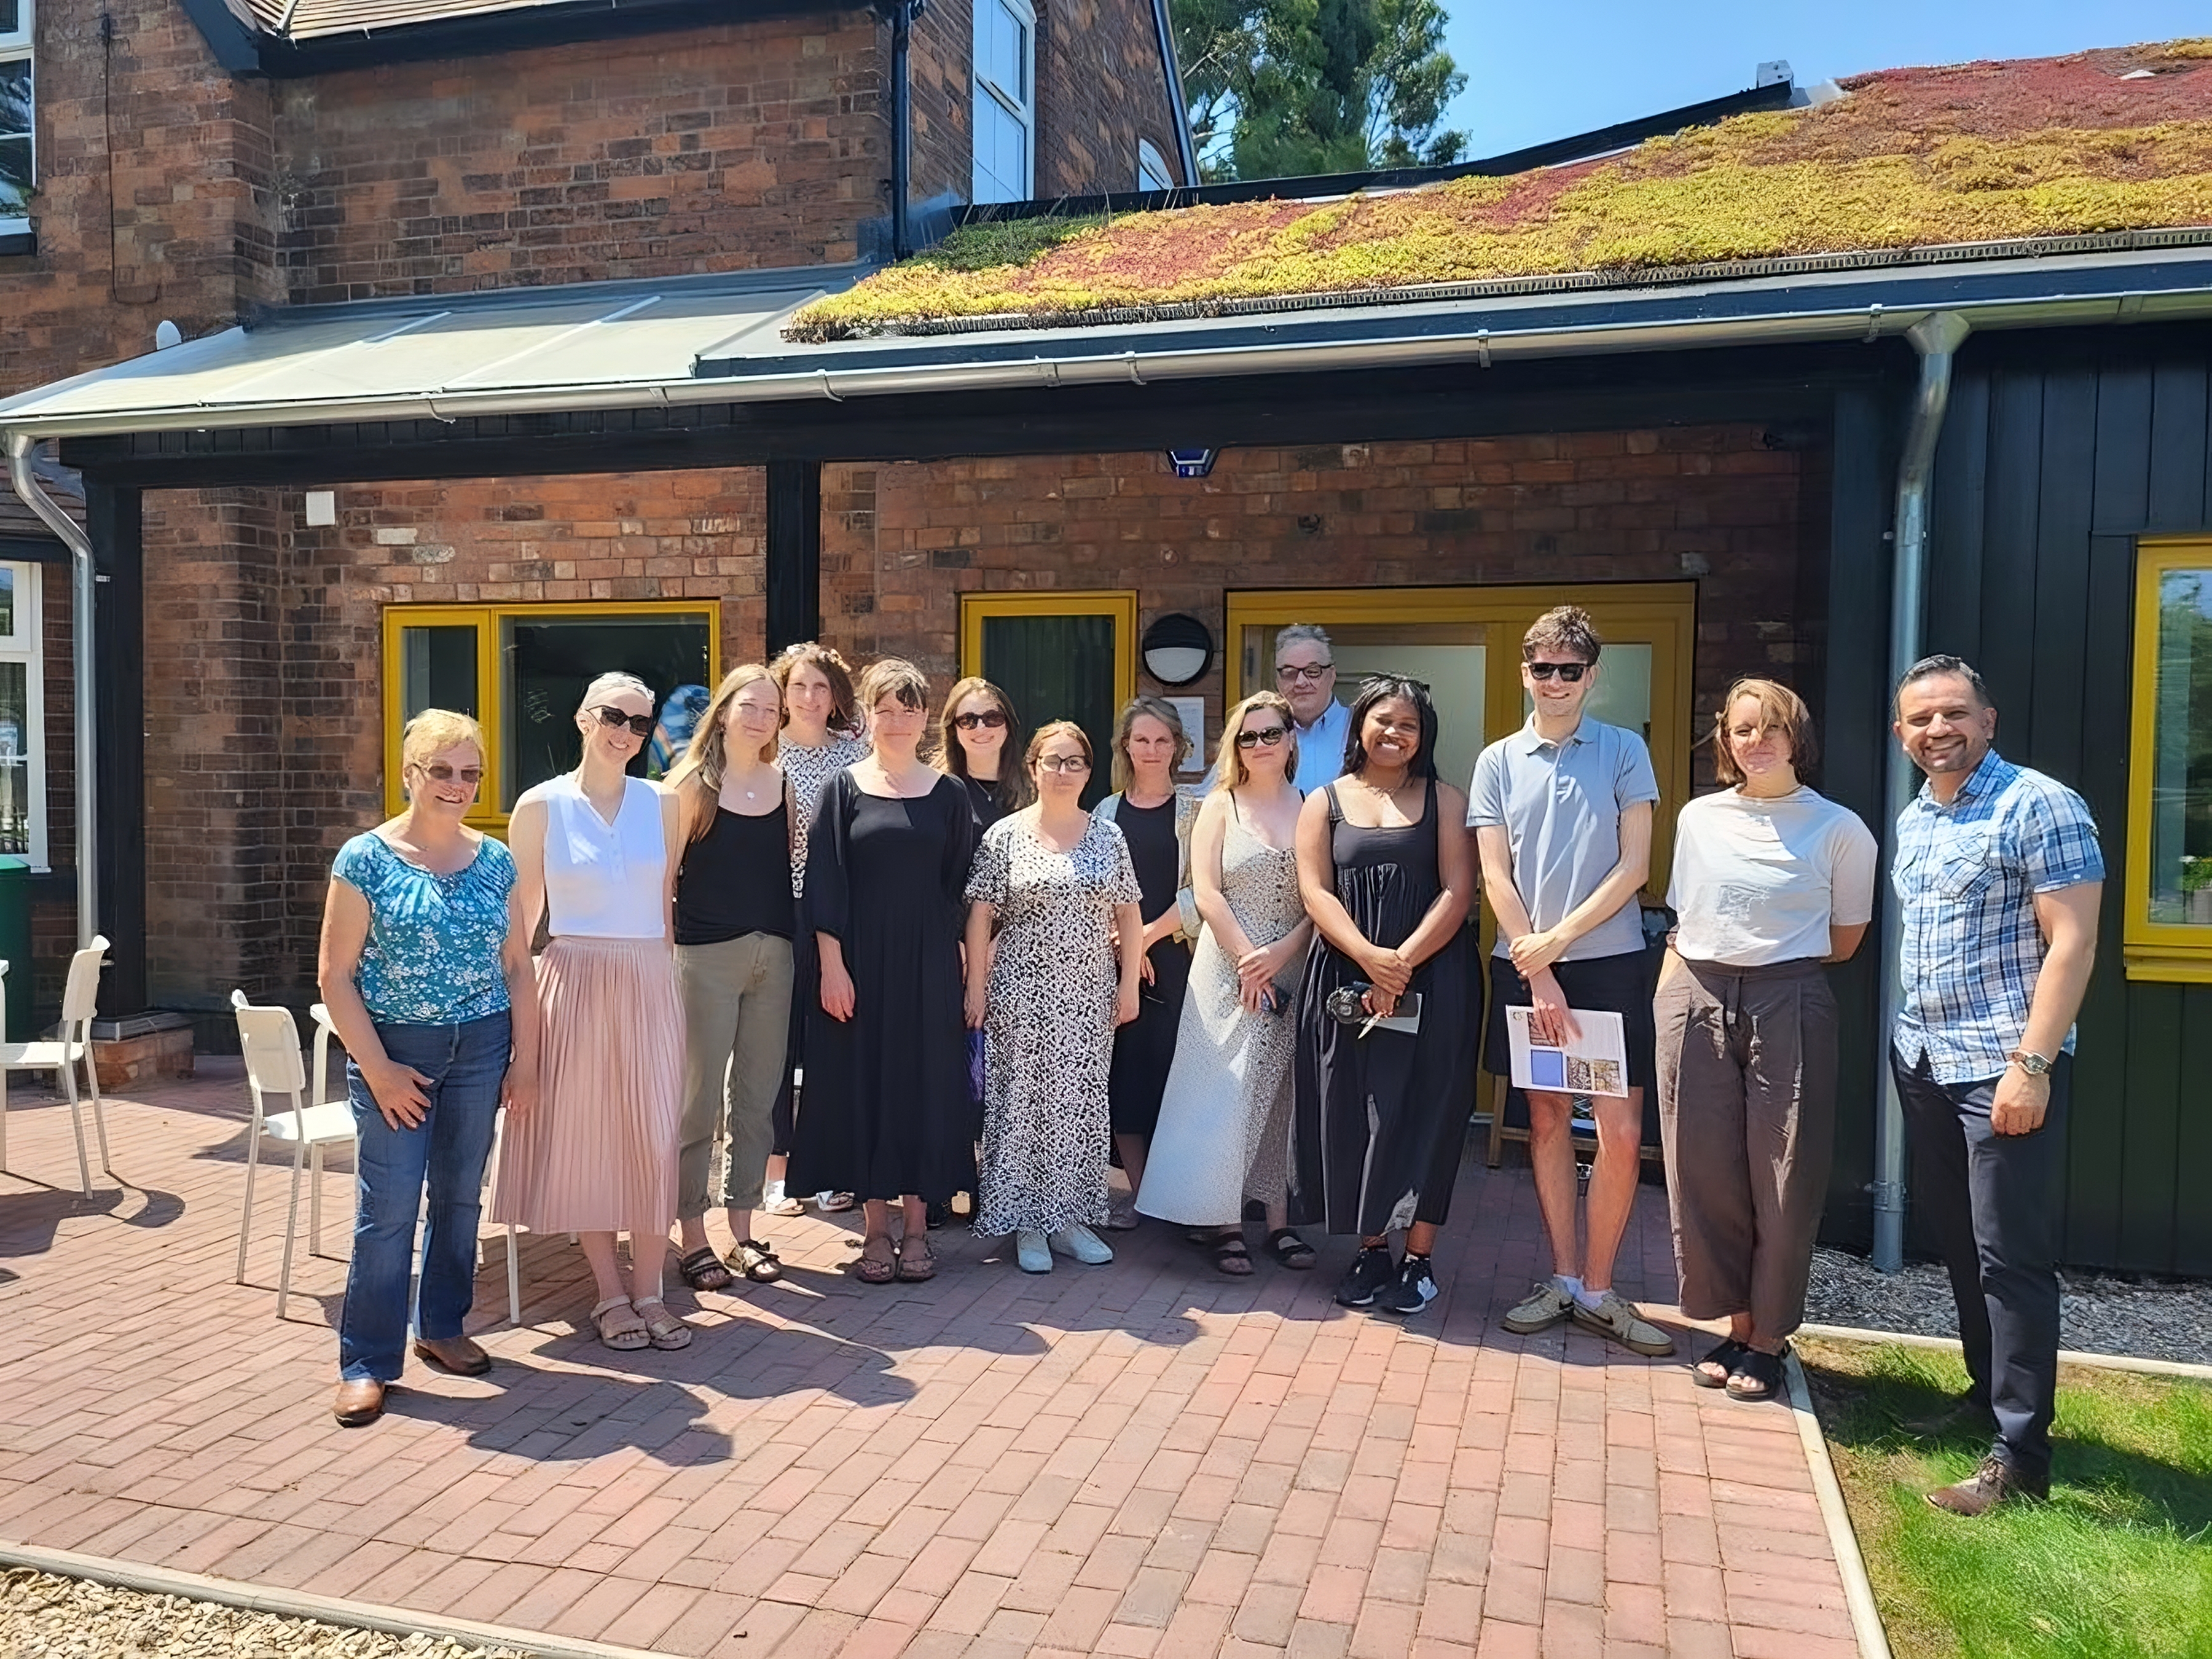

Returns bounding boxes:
[1781,1351,1896,1659]
[0,1539,673,1659]
[1795,1322,2212,1381]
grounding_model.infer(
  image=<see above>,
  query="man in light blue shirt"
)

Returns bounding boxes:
[1273,624,1351,793]
[1469,605,1672,1357]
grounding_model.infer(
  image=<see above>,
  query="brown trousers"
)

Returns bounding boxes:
[1654,957,1837,1345]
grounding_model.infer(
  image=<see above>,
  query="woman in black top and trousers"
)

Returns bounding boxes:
[668,665,799,1290]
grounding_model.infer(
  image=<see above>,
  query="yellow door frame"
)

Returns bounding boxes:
[2124,539,2212,981]
[957,590,1140,712]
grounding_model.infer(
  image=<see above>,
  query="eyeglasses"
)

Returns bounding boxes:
[1276,662,1334,684]
[1036,755,1091,774]
[953,709,1008,731]
[1525,661,1589,683]
[1235,726,1288,749]
[410,761,484,785]
[592,705,657,737]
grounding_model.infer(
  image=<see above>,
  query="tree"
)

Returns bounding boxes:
[1174,0,1467,181]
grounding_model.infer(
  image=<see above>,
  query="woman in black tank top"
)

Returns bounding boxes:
[1291,676,1480,1317]
[666,665,800,1292]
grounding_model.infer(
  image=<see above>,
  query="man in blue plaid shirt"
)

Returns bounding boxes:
[1891,655,2102,1516]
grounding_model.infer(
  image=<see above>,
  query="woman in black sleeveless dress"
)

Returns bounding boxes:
[1291,675,1479,1317]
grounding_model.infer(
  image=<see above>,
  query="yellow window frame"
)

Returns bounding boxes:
[957,590,1139,711]
[381,600,722,833]
[2125,539,2212,982]
[1223,582,1698,904]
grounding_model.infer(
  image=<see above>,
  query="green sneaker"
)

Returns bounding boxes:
[1500,1279,1575,1334]
[1570,1290,1676,1355]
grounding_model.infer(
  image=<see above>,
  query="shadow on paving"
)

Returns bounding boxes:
[0,1177,187,1261]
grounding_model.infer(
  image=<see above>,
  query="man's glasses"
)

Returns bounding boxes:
[592,705,657,737]
[1525,661,1589,683]
[953,709,1008,731]
[1276,662,1334,684]
[1235,726,1288,750]
[1036,755,1091,774]
[411,761,484,785]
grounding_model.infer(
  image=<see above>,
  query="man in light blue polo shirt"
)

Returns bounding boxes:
[1274,624,1352,794]
[1470,605,1673,1356]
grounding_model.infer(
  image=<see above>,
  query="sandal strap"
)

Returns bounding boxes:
[1213,1234,1251,1257]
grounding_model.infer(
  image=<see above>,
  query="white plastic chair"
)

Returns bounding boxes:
[232,990,357,1318]
[0,935,113,1194]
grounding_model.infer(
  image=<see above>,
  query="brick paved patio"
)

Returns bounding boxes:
[0,1065,1862,1658]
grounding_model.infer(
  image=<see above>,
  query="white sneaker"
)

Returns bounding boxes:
[1048,1223,1114,1265]
[1014,1230,1053,1273]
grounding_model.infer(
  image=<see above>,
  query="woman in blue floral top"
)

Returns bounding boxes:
[317,710,540,1428]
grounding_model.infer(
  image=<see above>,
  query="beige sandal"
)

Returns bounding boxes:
[591,1295,648,1351]
[632,1298,693,1350]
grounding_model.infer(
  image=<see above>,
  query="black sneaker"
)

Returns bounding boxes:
[1375,1253,1438,1316]
[1335,1244,1397,1308]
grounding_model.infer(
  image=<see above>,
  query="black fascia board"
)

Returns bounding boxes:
[955,79,1798,225]
[0,534,68,564]
[183,0,855,77]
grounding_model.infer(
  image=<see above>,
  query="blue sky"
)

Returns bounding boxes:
[1441,2,2211,156]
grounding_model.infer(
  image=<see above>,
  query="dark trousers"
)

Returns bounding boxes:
[1891,1046,2069,1482]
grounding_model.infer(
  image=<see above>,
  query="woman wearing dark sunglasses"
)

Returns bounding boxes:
[318,710,540,1426]
[493,672,692,1352]
[1137,691,1316,1273]
[935,676,1026,830]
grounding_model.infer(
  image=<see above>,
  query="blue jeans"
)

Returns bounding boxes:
[339,1012,511,1382]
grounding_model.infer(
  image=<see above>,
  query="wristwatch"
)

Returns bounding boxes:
[2007,1049,2053,1077]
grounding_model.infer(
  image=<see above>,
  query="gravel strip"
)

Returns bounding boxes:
[0,1570,528,1659]
[1805,1247,2212,1367]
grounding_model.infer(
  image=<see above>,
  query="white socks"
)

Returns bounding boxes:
[1553,1273,1609,1311]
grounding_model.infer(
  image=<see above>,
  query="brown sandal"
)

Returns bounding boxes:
[677,1246,735,1293]
[632,1298,693,1350]
[724,1239,783,1284]
[854,1233,898,1284]
[895,1236,937,1282]
[1212,1231,1254,1276]
[590,1295,649,1351]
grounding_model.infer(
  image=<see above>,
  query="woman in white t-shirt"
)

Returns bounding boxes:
[1657,679,1877,1402]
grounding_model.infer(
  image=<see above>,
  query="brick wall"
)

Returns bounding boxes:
[821,426,1811,762]
[1035,0,1186,192]
[135,469,771,1008]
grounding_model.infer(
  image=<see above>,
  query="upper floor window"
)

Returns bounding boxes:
[0,1,29,236]
[973,0,1035,205]
[1137,139,1174,192]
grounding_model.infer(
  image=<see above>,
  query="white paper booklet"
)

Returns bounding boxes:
[1503,1005,1630,1097]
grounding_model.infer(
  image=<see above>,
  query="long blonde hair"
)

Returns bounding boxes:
[1210,691,1297,791]
[665,664,780,840]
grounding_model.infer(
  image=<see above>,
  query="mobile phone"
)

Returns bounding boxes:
[1258,983,1290,1016]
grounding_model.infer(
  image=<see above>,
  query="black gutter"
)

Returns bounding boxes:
[957,77,1798,222]
[179,0,851,77]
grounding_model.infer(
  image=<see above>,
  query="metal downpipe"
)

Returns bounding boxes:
[1872,310,1971,1273]
[4,433,97,949]
[888,0,916,261]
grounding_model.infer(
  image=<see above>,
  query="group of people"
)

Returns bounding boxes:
[315,613,2103,1521]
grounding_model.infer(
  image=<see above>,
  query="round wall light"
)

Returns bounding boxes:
[1142,612,1214,687]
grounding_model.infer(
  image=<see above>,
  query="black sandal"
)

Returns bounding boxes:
[1265,1228,1317,1270]
[1212,1232,1253,1276]
[677,1246,735,1293]
[1725,1347,1784,1402]
[1692,1338,1749,1389]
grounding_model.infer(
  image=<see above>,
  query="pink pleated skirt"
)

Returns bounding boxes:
[490,936,683,1234]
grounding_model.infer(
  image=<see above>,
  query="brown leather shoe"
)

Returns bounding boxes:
[1926,1453,2047,1516]
[412,1335,492,1376]
[333,1378,386,1427]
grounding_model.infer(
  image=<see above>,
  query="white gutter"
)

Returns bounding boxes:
[1872,311,1971,1274]
[5,436,96,949]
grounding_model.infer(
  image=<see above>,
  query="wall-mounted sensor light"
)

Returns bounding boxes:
[1142,612,1214,686]
[1165,448,1217,479]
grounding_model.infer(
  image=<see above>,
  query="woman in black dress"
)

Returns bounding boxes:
[1292,675,1478,1318]
[789,659,979,1284]
[936,676,1026,831]
[1094,697,1198,1227]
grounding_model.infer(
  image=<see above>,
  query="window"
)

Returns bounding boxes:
[382,603,720,828]
[960,591,1136,808]
[0,1,30,236]
[0,560,45,868]
[972,0,1035,205]
[1137,139,1174,192]
[2127,541,2212,980]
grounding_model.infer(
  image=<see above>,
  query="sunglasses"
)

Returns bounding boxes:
[410,761,484,786]
[1276,662,1334,684]
[1525,661,1589,683]
[953,709,1008,731]
[1036,755,1091,774]
[1236,726,1288,749]
[591,705,657,737]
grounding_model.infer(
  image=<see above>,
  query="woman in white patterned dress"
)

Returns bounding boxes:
[763,641,868,1219]
[1137,692,1317,1275]
[964,721,1145,1274]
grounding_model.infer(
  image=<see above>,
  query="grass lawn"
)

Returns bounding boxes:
[1796,1338,2212,1659]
